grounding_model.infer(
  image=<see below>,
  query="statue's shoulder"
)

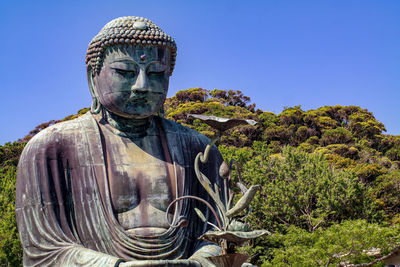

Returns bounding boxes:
[26,112,94,148]
[159,117,210,145]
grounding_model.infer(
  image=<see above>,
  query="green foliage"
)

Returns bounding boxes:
[257,112,279,128]
[164,88,208,111]
[0,143,25,169]
[165,89,258,146]
[354,163,388,184]
[0,143,25,266]
[372,170,400,221]
[325,144,357,158]
[348,112,386,140]
[320,127,354,146]
[219,144,386,265]
[263,148,377,230]
[279,106,305,126]
[209,89,254,110]
[263,220,400,267]
[0,164,22,266]
[323,153,356,169]
[222,145,379,231]
[61,107,90,122]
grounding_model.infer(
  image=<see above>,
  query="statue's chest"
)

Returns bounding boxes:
[104,134,174,214]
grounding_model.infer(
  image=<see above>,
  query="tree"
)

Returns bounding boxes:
[0,164,22,266]
[320,127,354,146]
[264,220,400,267]
[165,88,259,146]
[220,144,382,265]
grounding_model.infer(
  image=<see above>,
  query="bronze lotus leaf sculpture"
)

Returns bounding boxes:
[188,114,257,133]
[166,115,269,267]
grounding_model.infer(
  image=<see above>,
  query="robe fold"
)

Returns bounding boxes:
[16,113,224,266]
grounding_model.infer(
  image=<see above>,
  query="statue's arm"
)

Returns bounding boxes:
[16,187,123,267]
[15,136,123,266]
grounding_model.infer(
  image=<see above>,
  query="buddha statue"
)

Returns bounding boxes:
[16,16,225,266]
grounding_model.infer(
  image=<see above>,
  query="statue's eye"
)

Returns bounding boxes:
[109,62,137,77]
[114,68,136,77]
[147,62,168,75]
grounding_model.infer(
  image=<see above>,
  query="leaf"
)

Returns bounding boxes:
[188,114,257,132]
[194,153,227,217]
[226,185,260,218]
[214,183,222,203]
[236,182,248,195]
[228,193,234,210]
[212,183,229,226]
[199,230,270,246]
[194,208,207,223]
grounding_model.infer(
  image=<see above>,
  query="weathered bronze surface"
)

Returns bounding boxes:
[16,16,225,267]
[207,254,250,267]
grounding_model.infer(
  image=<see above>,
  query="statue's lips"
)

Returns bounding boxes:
[127,98,148,104]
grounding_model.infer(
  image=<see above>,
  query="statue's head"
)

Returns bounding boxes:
[85,16,177,118]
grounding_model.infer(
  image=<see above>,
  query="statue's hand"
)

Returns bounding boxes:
[190,256,254,267]
[188,256,216,267]
[119,259,201,267]
[189,255,256,267]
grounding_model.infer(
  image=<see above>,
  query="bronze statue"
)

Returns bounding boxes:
[16,16,225,266]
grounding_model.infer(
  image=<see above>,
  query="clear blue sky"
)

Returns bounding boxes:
[1,0,399,145]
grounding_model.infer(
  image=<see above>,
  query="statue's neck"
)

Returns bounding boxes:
[101,108,152,138]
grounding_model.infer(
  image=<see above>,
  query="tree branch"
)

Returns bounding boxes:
[337,247,400,267]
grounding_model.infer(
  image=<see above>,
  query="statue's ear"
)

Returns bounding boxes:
[87,67,96,97]
[87,67,101,114]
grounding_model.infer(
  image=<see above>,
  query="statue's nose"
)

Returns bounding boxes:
[131,69,149,92]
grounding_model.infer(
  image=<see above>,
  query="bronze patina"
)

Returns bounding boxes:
[16,16,225,267]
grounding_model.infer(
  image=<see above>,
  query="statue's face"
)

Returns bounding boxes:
[92,45,171,118]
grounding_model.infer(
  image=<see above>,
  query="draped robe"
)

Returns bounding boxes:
[16,113,224,266]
